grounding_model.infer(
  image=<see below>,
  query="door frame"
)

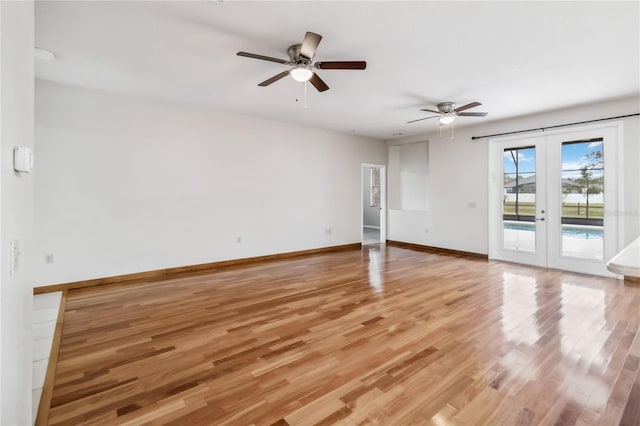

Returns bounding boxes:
[361,163,387,244]
[488,121,624,277]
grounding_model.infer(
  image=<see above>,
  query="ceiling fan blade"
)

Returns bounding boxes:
[457,112,488,117]
[309,73,329,92]
[300,32,322,60]
[420,108,441,114]
[258,70,290,87]
[237,51,289,64]
[314,61,367,70]
[407,115,440,124]
[454,102,482,113]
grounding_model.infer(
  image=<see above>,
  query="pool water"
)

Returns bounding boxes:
[563,226,603,240]
[503,222,603,240]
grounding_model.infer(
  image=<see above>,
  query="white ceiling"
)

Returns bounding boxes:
[34,1,640,140]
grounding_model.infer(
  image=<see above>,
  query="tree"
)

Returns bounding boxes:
[573,150,603,218]
[509,150,521,219]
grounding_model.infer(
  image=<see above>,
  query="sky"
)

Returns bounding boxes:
[503,140,603,177]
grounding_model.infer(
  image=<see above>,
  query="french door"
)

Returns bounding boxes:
[489,123,622,277]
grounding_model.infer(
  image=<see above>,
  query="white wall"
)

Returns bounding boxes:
[388,96,640,254]
[34,80,387,285]
[362,166,380,228]
[0,1,34,424]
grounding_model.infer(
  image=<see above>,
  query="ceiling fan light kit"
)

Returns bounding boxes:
[439,113,455,125]
[290,66,313,82]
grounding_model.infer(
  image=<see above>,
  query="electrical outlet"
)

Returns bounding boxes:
[468,201,477,208]
[325,228,332,235]
[236,237,242,244]
[45,254,54,264]
[425,228,429,234]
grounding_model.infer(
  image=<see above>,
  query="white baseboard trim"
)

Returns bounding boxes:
[363,225,380,229]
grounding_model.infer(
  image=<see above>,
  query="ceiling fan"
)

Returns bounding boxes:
[407,102,488,124]
[237,31,366,92]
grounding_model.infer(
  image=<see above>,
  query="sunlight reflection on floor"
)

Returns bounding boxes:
[367,247,383,293]
[503,229,603,260]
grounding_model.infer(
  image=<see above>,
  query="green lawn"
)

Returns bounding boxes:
[503,202,603,219]
[503,201,535,216]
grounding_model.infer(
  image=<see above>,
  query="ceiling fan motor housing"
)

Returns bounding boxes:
[287,44,310,66]
[437,102,455,113]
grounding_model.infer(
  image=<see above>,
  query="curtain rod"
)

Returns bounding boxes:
[471,113,639,140]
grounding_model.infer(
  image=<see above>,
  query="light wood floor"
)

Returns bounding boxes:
[46,245,640,425]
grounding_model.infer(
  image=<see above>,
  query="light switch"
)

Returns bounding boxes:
[9,240,19,276]
[13,147,33,173]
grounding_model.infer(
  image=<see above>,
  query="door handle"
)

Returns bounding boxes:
[535,217,545,221]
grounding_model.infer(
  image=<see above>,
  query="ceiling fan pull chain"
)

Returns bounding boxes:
[304,80,308,109]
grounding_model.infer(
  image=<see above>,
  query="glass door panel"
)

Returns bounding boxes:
[560,139,604,260]
[503,147,537,252]
[489,137,546,268]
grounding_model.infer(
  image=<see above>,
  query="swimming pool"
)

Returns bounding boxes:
[503,221,603,240]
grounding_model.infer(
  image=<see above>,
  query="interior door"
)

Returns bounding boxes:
[489,123,621,277]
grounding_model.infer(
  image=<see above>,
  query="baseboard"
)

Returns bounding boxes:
[35,290,67,426]
[363,225,380,229]
[386,240,488,260]
[34,243,362,294]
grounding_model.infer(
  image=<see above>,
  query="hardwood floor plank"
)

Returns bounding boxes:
[619,365,640,426]
[43,245,640,425]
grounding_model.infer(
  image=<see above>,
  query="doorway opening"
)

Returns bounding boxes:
[362,164,386,245]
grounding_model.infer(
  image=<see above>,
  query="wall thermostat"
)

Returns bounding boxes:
[13,147,33,173]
